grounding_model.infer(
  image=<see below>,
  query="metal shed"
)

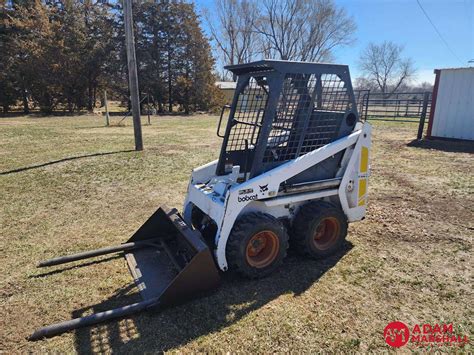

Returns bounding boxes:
[427,67,474,141]
[215,81,237,105]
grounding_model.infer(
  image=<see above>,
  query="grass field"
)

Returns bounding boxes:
[1,114,472,352]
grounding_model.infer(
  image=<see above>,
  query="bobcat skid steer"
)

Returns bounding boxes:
[30,60,371,340]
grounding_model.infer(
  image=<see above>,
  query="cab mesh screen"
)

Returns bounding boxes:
[226,77,269,151]
[263,73,352,163]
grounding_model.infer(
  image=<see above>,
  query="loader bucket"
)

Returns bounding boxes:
[124,206,220,307]
[30,205,220,340]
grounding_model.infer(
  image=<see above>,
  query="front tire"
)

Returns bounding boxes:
[226,212,289,279]
[292,201,348,258]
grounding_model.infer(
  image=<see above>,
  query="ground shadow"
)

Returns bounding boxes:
[0,150,135,175]
[407,138,474,154]
[0,111,199,118]
[69,242,353,353]
[0,112,101,118]
[0,112,33,118]
[74,125,129,129]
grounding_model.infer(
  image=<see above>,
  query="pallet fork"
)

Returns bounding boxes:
[29,206,219,340]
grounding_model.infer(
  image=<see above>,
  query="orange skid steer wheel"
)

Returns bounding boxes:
[313,217,341,251]
[226,212,289,278]
[245,230,280,268]
[292,201,348,258]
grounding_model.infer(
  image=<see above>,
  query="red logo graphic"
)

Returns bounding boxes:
[384,322,469,348]
[384,321,410,347]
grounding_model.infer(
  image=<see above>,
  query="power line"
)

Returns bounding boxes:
[416,0,464,65]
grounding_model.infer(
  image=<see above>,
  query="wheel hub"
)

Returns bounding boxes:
[313,217,340,250]
[245,230,279,268]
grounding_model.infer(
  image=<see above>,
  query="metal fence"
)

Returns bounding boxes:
[354,90,432,123]
[354,89,370,120]
[354,90,432,139]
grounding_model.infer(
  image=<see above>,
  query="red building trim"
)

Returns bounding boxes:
[426,69,441,138]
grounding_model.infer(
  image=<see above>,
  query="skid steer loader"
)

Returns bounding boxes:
[30,60,371,340]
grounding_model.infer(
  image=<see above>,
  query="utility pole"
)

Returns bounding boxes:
[123,0,143,151]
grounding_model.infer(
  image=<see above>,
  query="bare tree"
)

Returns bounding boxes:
[206,0,259,80]
[354,77,378,91]
[254,0,356,62]
[358,41,416,96]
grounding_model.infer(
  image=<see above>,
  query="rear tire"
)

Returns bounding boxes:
[226,212,289,279]
[291,201,347,258]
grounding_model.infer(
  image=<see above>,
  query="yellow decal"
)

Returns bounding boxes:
[360,146,369,173]
[358,178,367,206]
[358,179,367,199]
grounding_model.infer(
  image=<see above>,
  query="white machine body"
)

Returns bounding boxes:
[183,122,371,271]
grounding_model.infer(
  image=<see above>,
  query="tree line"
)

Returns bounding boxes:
[1,0,425,115]
[0,0,222,114]
[207,0,356,80]
[208,0,421,94]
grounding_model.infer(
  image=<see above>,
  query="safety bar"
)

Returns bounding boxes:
[216,105,230,138]
[281,178,342,194]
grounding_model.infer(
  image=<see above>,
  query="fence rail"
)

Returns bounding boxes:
[354,90,432,123]
[354,90,433,139]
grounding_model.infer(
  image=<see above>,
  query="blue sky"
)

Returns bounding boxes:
[194,0,474,84]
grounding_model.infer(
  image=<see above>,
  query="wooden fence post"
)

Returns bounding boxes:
[104,90,110,127]
[147,93,151,125]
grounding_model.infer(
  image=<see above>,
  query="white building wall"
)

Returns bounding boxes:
[431,68,474,141]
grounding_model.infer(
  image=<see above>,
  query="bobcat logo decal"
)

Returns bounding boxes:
[259,184,269,193]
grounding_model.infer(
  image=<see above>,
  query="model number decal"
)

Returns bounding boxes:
[239,188,254,195]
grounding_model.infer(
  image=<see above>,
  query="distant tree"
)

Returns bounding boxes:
[81,1,117,111]
[7,0,64,113]
[354,77,378,92]
[206,0,259,81]
[254,0,356,61]
[177,2,223,113]
[135,0,221,113]
[53,0,88,112]
[134,1,168,112]
[358,41,416,96]
[1,0,217,114]
[413,81,434,92]
[0,3,18,113]
[5,0,117,113]
[52,0,117,111]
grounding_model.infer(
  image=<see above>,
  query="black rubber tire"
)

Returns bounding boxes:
[291,201,348,258]
[226,212,289,279]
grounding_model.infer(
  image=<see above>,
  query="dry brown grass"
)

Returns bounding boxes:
[0,115,472,352]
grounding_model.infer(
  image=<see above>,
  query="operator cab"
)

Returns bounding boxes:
[216,59,360,184]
